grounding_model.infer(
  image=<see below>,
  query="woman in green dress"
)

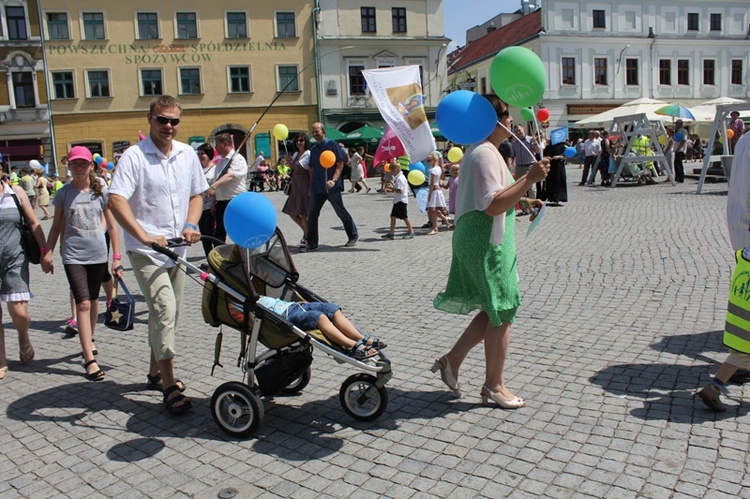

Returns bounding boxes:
[432,95,549,408]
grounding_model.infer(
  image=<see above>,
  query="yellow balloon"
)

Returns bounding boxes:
[408,170,426,185]
[273,124,289,141]
[658,135,667,145]
[447,147,464,163]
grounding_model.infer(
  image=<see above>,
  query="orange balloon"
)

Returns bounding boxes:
[320,150,336,168]
[727,129,735,139]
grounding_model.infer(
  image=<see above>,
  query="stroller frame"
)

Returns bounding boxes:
[153,230,392,438]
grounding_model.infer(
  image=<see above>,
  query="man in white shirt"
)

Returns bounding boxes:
[580,130,601,186]
[253,151,265,172]
[727,132,750,250]
[674,120,689,183]
[109,95,207,415]
[206,133,248,244]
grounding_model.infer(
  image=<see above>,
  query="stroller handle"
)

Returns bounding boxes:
[151,235,228,262]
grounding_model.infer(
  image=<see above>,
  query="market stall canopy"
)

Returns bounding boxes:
[690,97,750,122]
[573,98,681,129]
[340,125,384,145]
[430,123,446,141]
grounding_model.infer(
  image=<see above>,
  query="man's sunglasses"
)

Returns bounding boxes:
[152,115,181,126]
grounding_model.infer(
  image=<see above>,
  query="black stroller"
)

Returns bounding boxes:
[153,230,392,438]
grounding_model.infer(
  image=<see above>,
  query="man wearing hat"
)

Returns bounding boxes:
[674,119,689,183]
[728,111,745,154]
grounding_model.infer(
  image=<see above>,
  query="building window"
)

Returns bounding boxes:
[594,58,607,85]
[46,13,69,40]
[677,60,689,85]
[703,60,715,85]
[625,59,638,85]
[361,7,376,33]
[276,12,296,38]
[12,72,35,108]
[278,65,299,91]
[592,10,605,29]
[561,57,575,85]
[731,60,743,85]
[625,11,636,29]
[52,71,74,99]
[176,12,197,39]
[710,13,721,31]
[687,13,699,31]
[180,68,201,94]
[392,8,407,33]
[141,69,163,96]
[229,66,251,93]
[659,60,671,85]
[6,6,28,40]
[87,70,110,97]
[349,65,366,94]
[561,9,574,29]
[226,12,247,38]
[83,12,105,40]
[137,13,159,39]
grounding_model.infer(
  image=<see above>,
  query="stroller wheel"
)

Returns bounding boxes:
[211,381,264,438]
[282,366,311,395]
[339,373,388,422]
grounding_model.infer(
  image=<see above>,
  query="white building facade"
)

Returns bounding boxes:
[542,0,750,128]
[315,0,449,133]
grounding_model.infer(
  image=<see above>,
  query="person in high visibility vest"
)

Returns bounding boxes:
[697,247,750,411]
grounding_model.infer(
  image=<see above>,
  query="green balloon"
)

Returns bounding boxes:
[490,47,547,108]
[520,108,534,121]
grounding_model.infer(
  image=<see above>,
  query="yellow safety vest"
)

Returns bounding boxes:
[724,249,750,354]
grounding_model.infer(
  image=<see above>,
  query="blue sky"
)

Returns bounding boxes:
[444,0,530,51]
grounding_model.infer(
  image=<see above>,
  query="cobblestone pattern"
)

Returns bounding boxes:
[1,165,749,498]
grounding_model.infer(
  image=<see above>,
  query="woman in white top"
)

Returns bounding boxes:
[347,147,371,193]
[426,152,452,235]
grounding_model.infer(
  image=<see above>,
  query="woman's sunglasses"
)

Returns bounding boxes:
[152,115,181,126]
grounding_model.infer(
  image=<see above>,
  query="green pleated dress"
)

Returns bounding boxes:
[433,207,520,326]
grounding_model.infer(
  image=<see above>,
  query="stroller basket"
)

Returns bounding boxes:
[255,343,313,397]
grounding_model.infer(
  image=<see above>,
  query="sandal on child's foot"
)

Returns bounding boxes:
[146,373,186,392]
[19,344,34,364]
[346,339,378,360]
[83,359,105,381]
[362,334,387,349]
[164,385,193,415]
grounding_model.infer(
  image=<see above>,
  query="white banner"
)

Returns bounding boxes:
[362,66,436,162]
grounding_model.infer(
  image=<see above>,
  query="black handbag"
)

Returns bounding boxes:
[10,192,41,265]
[104,278,136,331]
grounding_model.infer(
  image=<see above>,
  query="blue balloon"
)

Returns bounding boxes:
[674,132,684,142]
[409,163,425,174]
[95,156,104,165]
[564,147,577,158]
[224,192,277,248]
[436,90,497,145]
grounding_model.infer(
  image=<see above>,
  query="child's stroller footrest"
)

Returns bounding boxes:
[255,344,313,397]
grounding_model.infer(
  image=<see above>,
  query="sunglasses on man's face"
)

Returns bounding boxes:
[152,115,181,126]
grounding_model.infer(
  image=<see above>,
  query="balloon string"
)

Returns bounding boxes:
[497,121,535,159]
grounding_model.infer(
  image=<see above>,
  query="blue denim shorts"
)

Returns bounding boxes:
[285,302,340,331]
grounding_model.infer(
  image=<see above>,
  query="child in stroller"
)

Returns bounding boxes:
[257,296,386,359]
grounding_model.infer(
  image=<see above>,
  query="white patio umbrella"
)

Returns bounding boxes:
[690,97,750,122]
[572,97,673,129]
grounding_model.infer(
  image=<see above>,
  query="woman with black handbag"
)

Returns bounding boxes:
[0,173,50,380]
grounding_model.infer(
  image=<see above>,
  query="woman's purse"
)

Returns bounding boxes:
[104,278,136,331]
[10,192,41,264]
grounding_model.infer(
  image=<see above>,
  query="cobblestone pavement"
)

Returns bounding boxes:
[2,163,749,498]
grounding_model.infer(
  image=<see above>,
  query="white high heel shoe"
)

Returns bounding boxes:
[430,356,461,396]
[480,386,527,409]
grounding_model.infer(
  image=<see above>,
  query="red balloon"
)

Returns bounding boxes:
[536,108,550,122]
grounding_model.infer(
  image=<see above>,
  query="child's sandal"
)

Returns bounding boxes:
[362,334,387,349]
[346,340,378,360]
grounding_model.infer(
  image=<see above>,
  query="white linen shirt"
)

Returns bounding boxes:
[213,150,248,201]
[109,135,208,266]
[455,141,512,246]
[727,133,750,250]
